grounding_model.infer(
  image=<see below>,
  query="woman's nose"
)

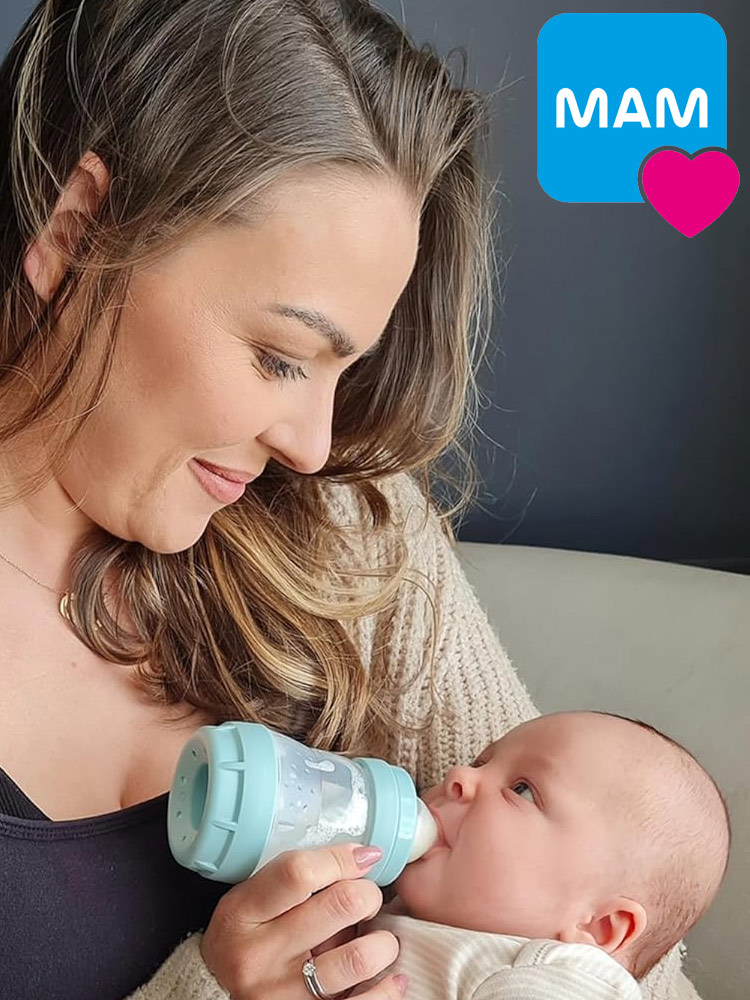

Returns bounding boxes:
[443,764,479,802]
[259,381,336,475]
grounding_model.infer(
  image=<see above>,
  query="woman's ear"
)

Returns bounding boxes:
[558,896,648,956]
[23,150,110,302]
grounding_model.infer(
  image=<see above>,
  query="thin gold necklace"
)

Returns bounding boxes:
[0,548,100,629]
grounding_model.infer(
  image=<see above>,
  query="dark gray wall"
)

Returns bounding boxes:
[2,1,748,573]
[375,0,749,574]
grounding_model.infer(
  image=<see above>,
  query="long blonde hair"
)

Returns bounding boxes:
[0,0,501,756]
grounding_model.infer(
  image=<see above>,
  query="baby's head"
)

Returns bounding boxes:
[395,711,730,979]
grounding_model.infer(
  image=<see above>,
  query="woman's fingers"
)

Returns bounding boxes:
[310,923,359,958]
[308,930,401,999]
[212,842,380,933]
[280,875,383,956]
[349,972,410,999]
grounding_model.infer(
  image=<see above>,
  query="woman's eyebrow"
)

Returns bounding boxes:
[267,302,381,359]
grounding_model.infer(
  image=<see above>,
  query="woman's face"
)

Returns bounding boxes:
[17,167,420,555]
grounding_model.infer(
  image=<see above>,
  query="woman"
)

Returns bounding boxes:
[0,2,697,999]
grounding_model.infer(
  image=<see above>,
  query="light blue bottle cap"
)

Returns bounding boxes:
[354,757,418,886]
[168,721,277,883]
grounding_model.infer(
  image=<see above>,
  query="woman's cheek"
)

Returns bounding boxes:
[192,378,266,442]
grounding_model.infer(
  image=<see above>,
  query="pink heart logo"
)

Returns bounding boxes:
[640,149,739,237]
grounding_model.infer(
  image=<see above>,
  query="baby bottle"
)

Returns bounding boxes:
[167,721,439,887]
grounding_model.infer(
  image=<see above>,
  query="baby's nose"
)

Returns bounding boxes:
[445,763,479,799]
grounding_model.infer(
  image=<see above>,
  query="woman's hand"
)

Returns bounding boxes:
[200,842,406,999]
[311,924,360,958]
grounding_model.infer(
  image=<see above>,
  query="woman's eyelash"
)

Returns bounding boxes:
[254,348,309,382]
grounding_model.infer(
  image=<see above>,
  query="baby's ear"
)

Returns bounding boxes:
[559,897,647,956]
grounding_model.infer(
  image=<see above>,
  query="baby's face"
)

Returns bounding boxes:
[394,713,626,939]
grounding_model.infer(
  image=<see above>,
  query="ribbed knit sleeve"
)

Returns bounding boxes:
[125,934,228,1000]
[339,470,539,793]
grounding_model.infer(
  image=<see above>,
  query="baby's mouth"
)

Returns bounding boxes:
[427,802,450,849]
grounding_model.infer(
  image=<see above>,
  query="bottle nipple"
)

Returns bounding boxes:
[406,798,439,862]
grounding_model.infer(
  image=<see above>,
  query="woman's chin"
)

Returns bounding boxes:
[136,515,213,554]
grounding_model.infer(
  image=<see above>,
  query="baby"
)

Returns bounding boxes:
[351,710,730,999]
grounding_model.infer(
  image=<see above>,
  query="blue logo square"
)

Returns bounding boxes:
[537,13,727,203]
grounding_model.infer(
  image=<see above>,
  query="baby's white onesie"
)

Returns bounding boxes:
[350,900,642,1000]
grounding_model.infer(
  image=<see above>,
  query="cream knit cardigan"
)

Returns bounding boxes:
[127,471,700,1000]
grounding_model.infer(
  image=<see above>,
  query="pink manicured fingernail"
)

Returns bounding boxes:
[394,974,409,993]
[353,845,383,868]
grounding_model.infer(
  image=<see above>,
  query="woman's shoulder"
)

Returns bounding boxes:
[318,470,434,533]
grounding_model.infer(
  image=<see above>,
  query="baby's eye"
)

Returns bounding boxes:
[510,780,536,803]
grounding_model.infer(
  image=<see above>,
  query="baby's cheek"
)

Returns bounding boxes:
[461,837,505,886]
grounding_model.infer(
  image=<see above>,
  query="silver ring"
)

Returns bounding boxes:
[302,957,337,999]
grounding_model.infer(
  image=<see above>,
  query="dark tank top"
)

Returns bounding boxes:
[0,766,231,1000]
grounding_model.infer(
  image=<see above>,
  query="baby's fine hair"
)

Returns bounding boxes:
[595,712,731,979]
